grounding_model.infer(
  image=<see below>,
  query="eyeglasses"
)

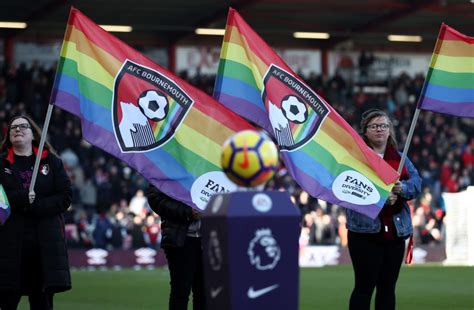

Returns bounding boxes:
[10,123,31,131]
[366,123,389,131]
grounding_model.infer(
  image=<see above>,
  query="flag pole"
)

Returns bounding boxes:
[397,107,420,174]
[29,103,55,194]
[398,103,422,267]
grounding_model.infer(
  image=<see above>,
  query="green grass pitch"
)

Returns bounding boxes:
[18,265,473,309]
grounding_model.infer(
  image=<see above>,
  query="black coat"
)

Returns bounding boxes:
[0,148,72,293]
[146,186,193,248]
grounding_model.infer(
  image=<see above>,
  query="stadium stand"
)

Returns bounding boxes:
[1,60,472,251]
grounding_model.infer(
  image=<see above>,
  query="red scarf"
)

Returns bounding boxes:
[382,144,414,264]
[6,146,48,164]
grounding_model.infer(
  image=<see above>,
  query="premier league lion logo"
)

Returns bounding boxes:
[112,60,193,152]
[262,64,330,151]
[247,228,281,270]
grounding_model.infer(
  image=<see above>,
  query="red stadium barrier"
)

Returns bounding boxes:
[68,248,168,269]
[68,244,446,269]
[299,245,446,267]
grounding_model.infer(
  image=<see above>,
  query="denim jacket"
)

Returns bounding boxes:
[345,156,422,238]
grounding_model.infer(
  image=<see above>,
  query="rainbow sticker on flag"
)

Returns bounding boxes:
[51,8,254,210]
[418,23,474,118]
[0,184,10,225]
[214,8,399,218]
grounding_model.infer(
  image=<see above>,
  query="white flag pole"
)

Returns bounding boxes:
[397,108,421,174]
[29,103,55,195]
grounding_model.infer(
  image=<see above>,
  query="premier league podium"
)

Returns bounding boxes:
[201,191,301,310]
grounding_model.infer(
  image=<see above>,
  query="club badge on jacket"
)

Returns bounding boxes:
[41,164,49,176]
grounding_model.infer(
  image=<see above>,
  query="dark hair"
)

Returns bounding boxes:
[360,109,398,150]
[0,114,56,154]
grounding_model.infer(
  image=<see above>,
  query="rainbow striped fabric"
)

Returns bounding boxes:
[214,9,399,218]
[418,24,473,117]
[52,8,254,210]
[0,184,10,225]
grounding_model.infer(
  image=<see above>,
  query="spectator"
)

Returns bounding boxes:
[92,212,113,249]
[129,189,148,217]
[130,215,147,249]
[144,214,162,249]
[80,174,97,218]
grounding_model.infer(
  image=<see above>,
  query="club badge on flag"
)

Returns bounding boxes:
[0,184,11,225]
[262,64,329,151]
[113,60,193,152]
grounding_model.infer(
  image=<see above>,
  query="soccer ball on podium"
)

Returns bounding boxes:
[221,130,279,187]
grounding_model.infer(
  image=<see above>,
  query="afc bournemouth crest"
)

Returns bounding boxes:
[262,64,330,151]
[112,60,194,152]
[40,164,49,176]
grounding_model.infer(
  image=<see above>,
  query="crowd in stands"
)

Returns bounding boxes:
[0,59,472,250]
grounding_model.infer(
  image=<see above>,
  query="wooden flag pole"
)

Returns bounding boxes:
[29,103,55,195]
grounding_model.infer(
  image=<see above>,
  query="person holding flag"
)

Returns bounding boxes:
[0,115,72,309]
[146,186,205,310]
[346,109,422,310]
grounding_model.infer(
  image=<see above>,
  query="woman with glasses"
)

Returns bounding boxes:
[345,109,421,310]
[0,115,72,309]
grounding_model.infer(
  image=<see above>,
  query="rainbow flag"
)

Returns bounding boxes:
[418,24,474,117]
[0,184,10,225]
[51,8,254,210]
[214,8,399,218]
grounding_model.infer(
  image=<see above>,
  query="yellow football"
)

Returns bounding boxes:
[221,130,279,187]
